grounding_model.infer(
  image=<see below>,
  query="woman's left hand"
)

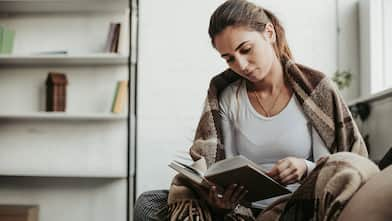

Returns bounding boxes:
[267,157,307,185]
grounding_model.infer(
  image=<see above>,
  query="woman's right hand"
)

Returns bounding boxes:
[205,184,248,214]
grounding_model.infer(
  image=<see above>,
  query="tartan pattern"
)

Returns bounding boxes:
[134,190,169,221]
[168,57,369,220]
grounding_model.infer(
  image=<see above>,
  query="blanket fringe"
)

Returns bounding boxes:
[168,200,212,221]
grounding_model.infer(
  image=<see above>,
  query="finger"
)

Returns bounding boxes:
[236,188,249,204]
[269,159,290,176]
[230,185,244,203]
[223,184,237,201]
[268,162,289,181]
[281,173,299,185]
[276,159,291,172]
[278,167,296,180]
[209,186,215,202]
[267,164,279,177]
[210,186,220,203]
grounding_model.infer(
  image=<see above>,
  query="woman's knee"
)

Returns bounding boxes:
[338,165,392,221]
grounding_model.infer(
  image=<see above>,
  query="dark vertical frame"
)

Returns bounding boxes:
[127,0,139,219]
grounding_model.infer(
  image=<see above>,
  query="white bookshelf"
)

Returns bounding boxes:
[0,54,128,66]
[0,177,127,221]
[0,173,128,179]
[0,0,129,13]
[0,0,135,220]
[0,112,128,120]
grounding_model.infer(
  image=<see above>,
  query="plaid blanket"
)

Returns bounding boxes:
[167,57,369,221]
[259,153,379,221]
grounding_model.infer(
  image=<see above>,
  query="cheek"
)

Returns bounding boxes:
[256,45,274,67]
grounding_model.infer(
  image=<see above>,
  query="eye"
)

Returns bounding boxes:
[240,46,252,54]
[225,56,235,64]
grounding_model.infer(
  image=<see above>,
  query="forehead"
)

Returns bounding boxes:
[214,26,260,54]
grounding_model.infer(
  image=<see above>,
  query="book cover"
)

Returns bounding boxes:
[0,27,3,53]
[105,23,116,52]
[111,23,121,53]
[46,72,68,112]
[169,155,291,203]
[0,205,39,221]
[105,22,121,53]
[111,80,128,113]
[0,27,15,54]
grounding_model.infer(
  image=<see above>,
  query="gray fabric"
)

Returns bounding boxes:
[134,190,169,221]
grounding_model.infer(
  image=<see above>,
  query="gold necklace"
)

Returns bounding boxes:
[252,84,284,117]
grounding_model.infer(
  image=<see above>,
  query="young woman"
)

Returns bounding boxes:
[204,0,330,211]
[166,0,369,220]
[135,1,379,220]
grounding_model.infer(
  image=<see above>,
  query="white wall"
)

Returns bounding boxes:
[136,0,361,195]
[338,0,361,100]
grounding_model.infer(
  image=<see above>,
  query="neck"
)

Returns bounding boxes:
[249,57,284,94]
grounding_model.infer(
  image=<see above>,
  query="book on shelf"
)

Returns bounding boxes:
[111,80,128,113]
[169,155,291,203]
[105,22,121,53]
[0,26,15,54]
[46,72,68,112]
[0,205,38,221]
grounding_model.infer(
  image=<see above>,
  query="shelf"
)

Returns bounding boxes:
[0,112,127,120]
[0,0,129,13]
[0,54,129,66]
[0,173,127,179]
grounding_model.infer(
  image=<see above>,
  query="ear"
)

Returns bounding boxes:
[263,23,276,43]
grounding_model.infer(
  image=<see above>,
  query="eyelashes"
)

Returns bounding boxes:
[240,47,252,54]
[225,46,252,64]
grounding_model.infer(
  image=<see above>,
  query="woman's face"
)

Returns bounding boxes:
[213,24,277,83]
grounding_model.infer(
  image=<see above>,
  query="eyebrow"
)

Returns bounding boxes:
[221,41,249,58]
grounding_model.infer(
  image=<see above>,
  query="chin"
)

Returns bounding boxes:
[250,73,266,83]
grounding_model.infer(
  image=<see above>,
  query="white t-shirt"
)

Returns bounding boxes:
[219,80,329,209]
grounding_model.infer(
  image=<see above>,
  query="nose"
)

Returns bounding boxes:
[237,56,249,74]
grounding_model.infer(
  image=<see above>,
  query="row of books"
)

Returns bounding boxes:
[0,26,15,54]
[0,21,123,55]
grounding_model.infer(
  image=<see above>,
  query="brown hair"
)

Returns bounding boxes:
[208,0,293,60]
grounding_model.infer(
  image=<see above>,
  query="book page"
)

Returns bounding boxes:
[191,157,207,174]
[205,155,266,177]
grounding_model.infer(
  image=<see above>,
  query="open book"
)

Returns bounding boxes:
[169,155,291,203]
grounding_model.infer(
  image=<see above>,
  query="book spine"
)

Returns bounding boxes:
[111,80,128,113]
[0,27,15,54]
[111,82,120,112]
[0,26,4,53]
[110,23,121,53]
[114,23,121,53]
[105,23,116,53]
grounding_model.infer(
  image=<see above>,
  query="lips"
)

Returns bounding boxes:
[245,69,256,78]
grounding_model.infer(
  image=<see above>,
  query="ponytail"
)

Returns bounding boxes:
[263,9,293,60]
